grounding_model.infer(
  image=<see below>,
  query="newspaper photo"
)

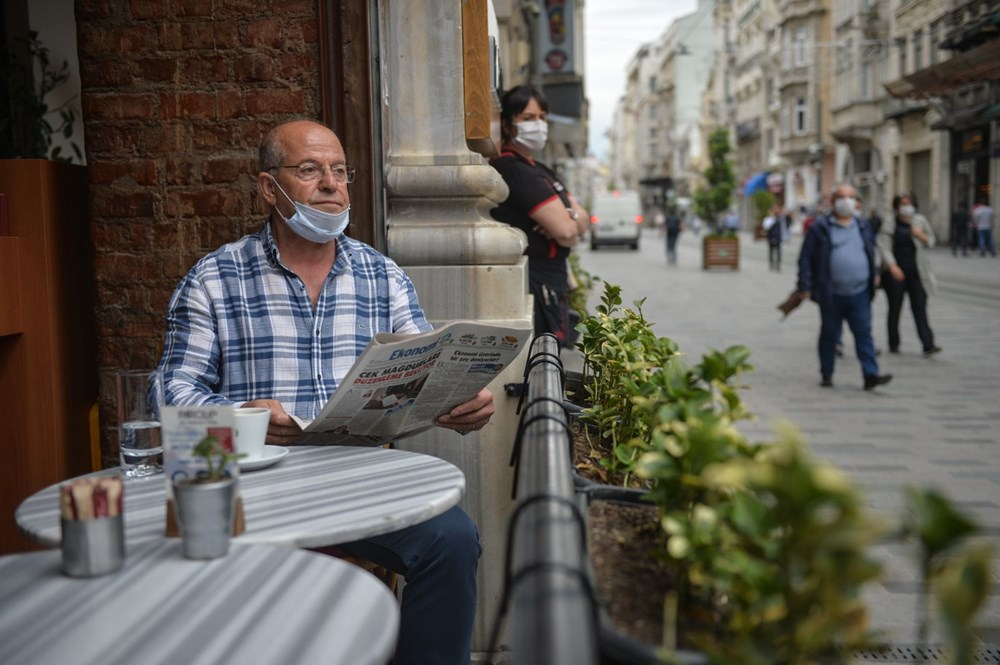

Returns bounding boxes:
[291,320,531,444]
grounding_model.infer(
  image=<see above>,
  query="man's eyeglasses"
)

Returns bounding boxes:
[270,163,356,184]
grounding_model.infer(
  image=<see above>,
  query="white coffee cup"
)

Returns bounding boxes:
[234,407,270,461]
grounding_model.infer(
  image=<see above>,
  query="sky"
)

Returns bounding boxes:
[584,0,698,160]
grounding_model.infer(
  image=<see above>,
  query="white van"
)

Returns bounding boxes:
[589,190,643,250]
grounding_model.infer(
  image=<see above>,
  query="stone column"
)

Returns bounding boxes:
[381,1,531,658]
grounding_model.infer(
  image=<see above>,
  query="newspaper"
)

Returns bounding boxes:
[290,320,531,445]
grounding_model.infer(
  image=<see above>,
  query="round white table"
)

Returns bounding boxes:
[16,446,465,550]
[0,540,399,665]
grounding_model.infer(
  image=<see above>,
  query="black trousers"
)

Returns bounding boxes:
[884,270,935,352]
[950,225,968,255]
[768,242,781,270]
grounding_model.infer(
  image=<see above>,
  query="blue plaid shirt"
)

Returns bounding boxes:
[158,222,431,420]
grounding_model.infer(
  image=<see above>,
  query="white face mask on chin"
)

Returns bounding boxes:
[270,176,350,244]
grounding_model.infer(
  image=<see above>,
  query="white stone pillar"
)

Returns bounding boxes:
[380,1,531,657]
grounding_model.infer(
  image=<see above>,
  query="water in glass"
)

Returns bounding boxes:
[116,369,164,478]
[119,420,163,477]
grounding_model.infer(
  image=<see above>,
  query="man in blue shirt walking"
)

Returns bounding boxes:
[158,119,493,665]
[795,183,892,391]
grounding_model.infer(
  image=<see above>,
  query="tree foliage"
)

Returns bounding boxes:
[693,127,736,226]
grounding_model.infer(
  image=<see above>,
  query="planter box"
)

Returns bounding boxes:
[702,236,739,271]
[578,484,708,665]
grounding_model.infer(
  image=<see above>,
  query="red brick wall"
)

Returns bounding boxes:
[75,0,322,465]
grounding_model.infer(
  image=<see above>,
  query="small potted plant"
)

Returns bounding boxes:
[172,435,244,559]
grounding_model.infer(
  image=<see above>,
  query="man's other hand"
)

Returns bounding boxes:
[241,399,303,445]
[436,388,495,434]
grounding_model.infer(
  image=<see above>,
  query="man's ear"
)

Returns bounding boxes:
[257,172,277,207]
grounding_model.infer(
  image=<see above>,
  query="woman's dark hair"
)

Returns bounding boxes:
[500,86,548,145]
[892,192,918,211]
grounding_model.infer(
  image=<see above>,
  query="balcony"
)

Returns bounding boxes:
[779,132,816,159]
[882,96,928,120]
[774,0,826,22]
[778,65,810,90]
[830,98,884,142]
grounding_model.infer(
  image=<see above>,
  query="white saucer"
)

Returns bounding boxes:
[239,446,289,472]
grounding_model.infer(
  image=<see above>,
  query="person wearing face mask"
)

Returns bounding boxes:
[794,184,892,390]
[158,120,491,665]
[489,86,590,345]
[877,193,941,357]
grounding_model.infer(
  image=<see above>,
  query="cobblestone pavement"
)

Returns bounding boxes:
[568,225,1000,657]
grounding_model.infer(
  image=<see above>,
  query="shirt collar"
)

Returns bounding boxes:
[258,220,352,278]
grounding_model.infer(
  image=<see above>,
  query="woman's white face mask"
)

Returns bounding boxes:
[514,119,548,152]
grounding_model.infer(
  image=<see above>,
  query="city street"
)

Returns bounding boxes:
[568,225,1000,655]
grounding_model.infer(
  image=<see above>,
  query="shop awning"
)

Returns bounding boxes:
[742,171,769,196]
[885,38,1000,98]
[981,102,1000,121]
[929,104,989,130]
[638,176,674,189]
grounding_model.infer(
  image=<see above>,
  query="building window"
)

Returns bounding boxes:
[913,29,923,71]
[780,106,790,138]
[929,22,939,65]
[898,36,907,77]
[766,127,775,153]
[648,104,656,119]
[855,150,872,174]
[794,97,808,134]
[649,76,657,92]
[650,128,657,138]
[794,25,809,66]
[861,61,872,99]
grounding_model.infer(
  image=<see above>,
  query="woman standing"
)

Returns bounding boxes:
[489,86,589,343]
[877,193,942,357]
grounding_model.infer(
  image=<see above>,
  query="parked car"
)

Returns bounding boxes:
[590,190,642,250]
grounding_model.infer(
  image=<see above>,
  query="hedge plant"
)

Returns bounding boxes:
[573,280,992,664]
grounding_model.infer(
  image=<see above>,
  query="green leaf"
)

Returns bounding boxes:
[905,488,978,559]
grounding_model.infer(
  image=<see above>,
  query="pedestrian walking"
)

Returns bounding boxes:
[762,204,786,271]
[878,193,941,357]
[665,210,682,265]
[972,198,997,257]
[724,210,740,234]
[950,203,970,257]
[794,183,892,390]
[868,208,883,236]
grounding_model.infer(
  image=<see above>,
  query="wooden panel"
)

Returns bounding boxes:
[319,0,377,248]
[0,237,22,336]
[0,159,97,553]
[462,0,500,158]
[702,237,740,271]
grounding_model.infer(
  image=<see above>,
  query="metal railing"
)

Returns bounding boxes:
[492,334,599,665]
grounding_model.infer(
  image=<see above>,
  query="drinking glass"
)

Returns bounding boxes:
[116,369,164,478]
